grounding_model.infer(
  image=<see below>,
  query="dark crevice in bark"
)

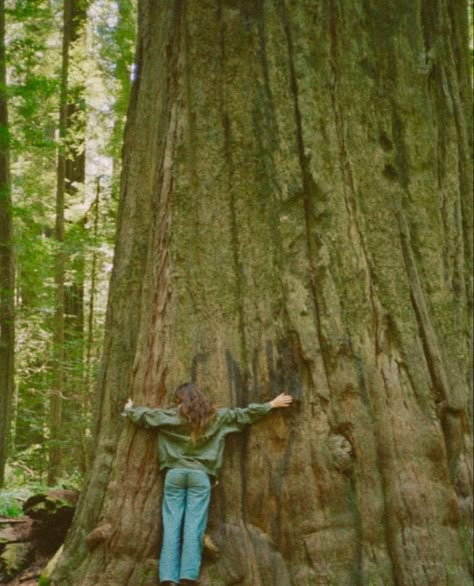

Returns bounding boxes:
[277,0,333,401]
[255,3,279,144]
[443,35,473,357]
[348,474,364,583]
[217,2,249,392]
[217,0,250,525]
[271,419,296,553]
[181,0,196,180]
[239,432,250,525]
[355,358,400,586]
[327,0,381,358]
[446,0,472,125]
[444,75,470,265]
[252,3,314,414]
[397,214,449,406]
[397,211,467,492]
[390,106,410,190]
[252,2,289,315]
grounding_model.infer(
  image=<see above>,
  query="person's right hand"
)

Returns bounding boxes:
[124,398,133,410]
[270,393,293,409]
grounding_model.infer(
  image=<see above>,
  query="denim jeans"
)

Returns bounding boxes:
[159,468,211,584]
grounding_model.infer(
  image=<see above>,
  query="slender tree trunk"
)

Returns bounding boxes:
[52,1,472,584]
[48,0,87,485]
[49,135,66,485]
[49,0,68,484]
[81,178,101,472]
[85,180,100,389]
[0,0,14,488]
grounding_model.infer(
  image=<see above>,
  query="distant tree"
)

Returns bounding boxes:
[0,0,14,488]
[51,1,472,585]
[48,0,88,485]
[6,0,62,481]
[96,0,136,172]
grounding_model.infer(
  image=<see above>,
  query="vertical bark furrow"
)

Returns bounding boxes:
[397,212,454,407]
[217,1,249,395]
[328,0,381,351]
[278,0,332,397]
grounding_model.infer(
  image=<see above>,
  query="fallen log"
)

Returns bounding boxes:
[0,490,78,584]
[23,490,78,555]
[0,518,33,544]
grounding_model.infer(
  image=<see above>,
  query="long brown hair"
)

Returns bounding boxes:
[175,383,216,441]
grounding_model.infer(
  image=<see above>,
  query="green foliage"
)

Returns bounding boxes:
[6,0,60,153]
[92,0,137,162]
[0,491,23,517]
[3,0,134,488]
[0,472,82,518]
[2,0,135,485]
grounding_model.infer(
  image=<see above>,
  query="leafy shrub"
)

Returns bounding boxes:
[0,491,25,518]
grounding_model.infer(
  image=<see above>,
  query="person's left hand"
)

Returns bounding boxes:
[270,393,293,409]
[124,398,134,410]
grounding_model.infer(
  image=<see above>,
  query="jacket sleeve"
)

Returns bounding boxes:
[122,406,170,429]
[220,402,272,433]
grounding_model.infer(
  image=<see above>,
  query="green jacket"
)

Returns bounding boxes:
[123,402,272,477]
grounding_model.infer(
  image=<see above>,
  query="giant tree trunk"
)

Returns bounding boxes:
[52,1,472,585]
[0,0,14,488]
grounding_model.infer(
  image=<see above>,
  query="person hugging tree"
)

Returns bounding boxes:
[123,382,293,586]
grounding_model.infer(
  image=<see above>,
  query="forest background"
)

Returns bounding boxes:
[0,0,136,502]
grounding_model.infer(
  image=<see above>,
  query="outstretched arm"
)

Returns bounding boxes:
[221,392,293,430]
[122,398,172,428]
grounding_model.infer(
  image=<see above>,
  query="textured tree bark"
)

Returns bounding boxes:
[51,1,472,584]
[0,0,14,488]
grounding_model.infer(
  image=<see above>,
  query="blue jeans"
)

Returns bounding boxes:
[159,468,211,583]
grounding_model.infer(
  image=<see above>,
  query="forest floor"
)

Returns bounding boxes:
[4,559,47,586]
